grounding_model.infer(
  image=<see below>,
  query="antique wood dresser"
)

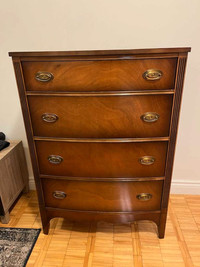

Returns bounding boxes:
[9,47,191,238]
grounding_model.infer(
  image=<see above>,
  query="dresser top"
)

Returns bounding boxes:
[9,47,191,57]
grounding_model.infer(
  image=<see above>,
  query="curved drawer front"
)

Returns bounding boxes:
[22,58,177,91]
[42,179,163,212]
[28,95,173,138]
[35,141,168,178]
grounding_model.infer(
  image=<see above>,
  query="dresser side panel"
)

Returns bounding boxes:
[11,58,49,228]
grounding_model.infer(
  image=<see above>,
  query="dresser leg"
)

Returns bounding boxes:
[158,225,165,239]
[0,212,10,224]
[43,221,50,235]
[39,205,50,234]
[158,212,167,239]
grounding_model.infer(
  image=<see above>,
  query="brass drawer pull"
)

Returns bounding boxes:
[141,112,159,123]
[53,191,67,199]
[48,155,63,164]
[136,193,152,201]
[42,113,58,123]
[35,71,54,82]
[143,69,163,81]
[139,156,155,165]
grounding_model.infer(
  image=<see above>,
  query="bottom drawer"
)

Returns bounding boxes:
[42,179,163,212]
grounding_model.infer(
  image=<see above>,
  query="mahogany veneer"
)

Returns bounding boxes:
[22,58,177,91]
[42,179,163,211]
[35,140,168,178]
[9,47,191,238]
[28,94,173,138]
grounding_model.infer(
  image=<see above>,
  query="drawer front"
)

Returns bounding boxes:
[22,58,177,91]
[35,141,168,177]
[42,179,163,211]
[28,95,173,138]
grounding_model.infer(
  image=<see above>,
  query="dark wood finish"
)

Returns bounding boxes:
[22,58,177,91]
[28,94,173,138]
[34,137,170,142]
[12,59,50,232]
[35,141,168,178]
[40,175,165,182]
[9,47,191,57]
[42,179,163,211]
[9,48,190,238]
[159,55,189,238]
[45,208,161,230]
[26,90,175,96]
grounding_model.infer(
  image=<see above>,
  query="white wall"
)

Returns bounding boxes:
[0,0,200,194]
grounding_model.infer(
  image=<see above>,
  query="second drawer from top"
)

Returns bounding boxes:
[28,94,173,138]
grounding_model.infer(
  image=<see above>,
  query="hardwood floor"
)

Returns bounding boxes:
[0,191,199,267]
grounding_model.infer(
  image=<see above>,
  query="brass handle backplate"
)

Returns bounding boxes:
[141,112,159,123]
[143,69,163,81]
[42,113,58,123]
[136,193,152,201]
[35,71,54,82]
[53,191,67,199]
[48,155,63,164]
[139,156,155,165]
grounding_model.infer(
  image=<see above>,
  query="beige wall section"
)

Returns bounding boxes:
[0,0,200,193]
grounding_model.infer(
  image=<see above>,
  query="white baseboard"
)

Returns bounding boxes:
[171,180,200,195]
[29,177,36,190]
[28,177,200,195]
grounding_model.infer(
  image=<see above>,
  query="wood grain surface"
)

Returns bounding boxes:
[35,141,168,178]
[28,94,173,138]
[42,179,163,211]
[10,48,191,237]
[22,58,177,91]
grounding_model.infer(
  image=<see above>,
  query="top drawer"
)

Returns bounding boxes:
[22,58,177,92]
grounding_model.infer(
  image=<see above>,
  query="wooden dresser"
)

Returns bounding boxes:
[9,48,190,238]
